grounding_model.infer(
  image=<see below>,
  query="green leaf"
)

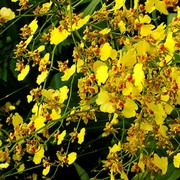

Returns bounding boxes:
[131,171,151,180]
[74,163,89,180]
[0,61,8,82]
[49,72,71,89]
[173,53,180,65]
[167,13,177,25]
[167,168,180,180]
[152,10,158,26]
[82,0,101,17]
[73,0,92,7]
[10,59,18,78]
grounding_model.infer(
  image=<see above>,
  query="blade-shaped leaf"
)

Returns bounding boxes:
[82,0,101,17]
[74,163,89,180]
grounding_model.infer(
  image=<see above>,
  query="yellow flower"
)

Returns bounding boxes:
[0,7,15,21]
[77,58,84,73]
[17,65,30,81]
[37,45,45,52]
[122,82,133,96]
[96,89,115,113]
[111,49,117,60]
[25,35,33,48]
[41,88,52,99]
[33,145,45,165]
[120,170,128,180]
[12,113,23,127]
[111,113,119,124]
[110,142,121,153]
[177,6,180,18]
[59,86,69,103]
[122,99,138,118]
[158,124,168,138]
[110,170,115,180]
[17,163,25,173]
[173,153,180,168]
[113,0,126,10]
[99,28,111,35]
[39,1,53,14]
[68,152,77,165]
[152,153,168,175]
[29,19,38,35]
[57,130,66,145]
[36,70,48,85]
[61,64,76,81]
[120,48,137,68]
[140,122,153,131]
[139,14,151,24]
[145,0,155,12]
[32,103,43,116]
[133,63,145,91]
[164,31,175,54]
[151,23,166,41]
[0,162,9,169]
[42,165,50,176]
[50,27,70,45]
[34,116,46,133]
[77,128,86,144]
[146,102,166,125]
[100,42,112,61]
[134,40,150,56]
[39,53,50,69]
[23,19,38,48]
[155,0,169,15]
[118,20,126,34]
[134,0,139,9]
[93,61,108,85]
[50,109,61,120]
[140,24,155,36]
[138,154,145,172]
[5,102,15,110]
[72,15,90,31]
[164,103,174,115]
[145,0,168,15]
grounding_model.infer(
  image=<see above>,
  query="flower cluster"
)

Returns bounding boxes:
[0,0,180,179]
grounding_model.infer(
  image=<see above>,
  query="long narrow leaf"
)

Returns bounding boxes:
[82,0,101,17]
[74,163,89,180]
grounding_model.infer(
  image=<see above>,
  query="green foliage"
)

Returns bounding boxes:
[82,0,101,17]
[0,0,180,179]
[74,163,90,180]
